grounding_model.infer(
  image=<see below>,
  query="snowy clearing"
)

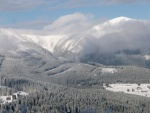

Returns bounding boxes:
[104,83,150,97]
[0,91,28,104]
[101,68,117,73]
[144,55,150,60]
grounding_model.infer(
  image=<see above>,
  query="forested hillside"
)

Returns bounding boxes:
[1,48,150,113]
[1,75,150,113]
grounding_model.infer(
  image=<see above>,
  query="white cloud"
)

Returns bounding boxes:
[106,0,150,4]
[0,0,50,11]
[1,13,150,56]
[48,0,99,10]
[0,29,22,50]
[90,17,150,53]
[43,13,150,54]
[44,13,94,35]
[48,0,150,10]
[0,0,149,11]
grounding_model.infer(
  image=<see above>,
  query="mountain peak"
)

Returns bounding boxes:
[93,17,133,32]
[108,16,133,25]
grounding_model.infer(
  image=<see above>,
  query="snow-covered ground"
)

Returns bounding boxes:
[0,96,12,104]
[0,91,28,104]
[104,83,150,97]
[101,68,117,73]
[13,91,28,96]
[144,55,150,60]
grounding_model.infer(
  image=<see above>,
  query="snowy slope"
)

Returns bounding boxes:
[0,17,137,54]
[101,68,117,73]
[22,34,89,54]
[1,17,150,62]
[104,83,150,97]
[24,17,134,53]
[92,17,135,37]
[144,55,150,60]
[0,28,27,50]
[23,34,66,52]
[21,17,143,55]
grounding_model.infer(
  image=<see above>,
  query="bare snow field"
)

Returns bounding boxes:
[101,68,117,73]
[104,83,150,97]
[0,91,28,104]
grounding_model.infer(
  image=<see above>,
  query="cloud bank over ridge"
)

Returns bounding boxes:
[1,13,150,56]
[44,13,94,35]
[43,13,150,54]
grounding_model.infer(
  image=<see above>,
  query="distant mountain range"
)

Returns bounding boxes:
[0,17,150,67]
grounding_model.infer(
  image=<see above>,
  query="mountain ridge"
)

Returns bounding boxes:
[0,17,150,67]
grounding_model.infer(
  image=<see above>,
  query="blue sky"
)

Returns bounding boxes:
[0,0,150,29]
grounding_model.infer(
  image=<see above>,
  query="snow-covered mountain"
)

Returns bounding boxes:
[1,17,150,65]
[22,34,84,53]
[0,28,26,50]
[1,17,150,92]
[21,17,150,55]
